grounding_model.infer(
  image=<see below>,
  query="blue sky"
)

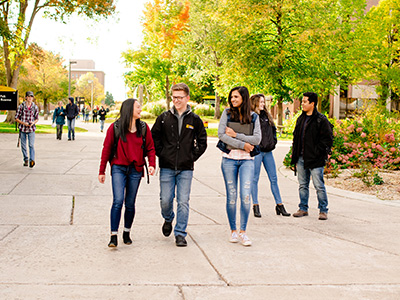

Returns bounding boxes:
[29,0,148,102]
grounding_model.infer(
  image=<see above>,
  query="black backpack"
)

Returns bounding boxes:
[109,119,150,183]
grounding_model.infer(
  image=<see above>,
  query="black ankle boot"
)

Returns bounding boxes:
[123,231,132,245]
[108,235,118,247]
[275,204,291,217]
[253,205,262,218]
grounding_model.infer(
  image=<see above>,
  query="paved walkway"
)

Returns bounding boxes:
[0,116,400,299]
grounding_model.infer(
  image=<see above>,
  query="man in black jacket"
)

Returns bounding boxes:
[65,97,79,141]
[291,92,333,220]
[151,83,207,247]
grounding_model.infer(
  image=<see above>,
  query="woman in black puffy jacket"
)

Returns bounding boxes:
[250,94,290,218]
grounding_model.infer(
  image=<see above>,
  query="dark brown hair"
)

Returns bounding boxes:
[228,86,251,124]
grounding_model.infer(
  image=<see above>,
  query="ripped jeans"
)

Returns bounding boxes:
[221,157,254,232]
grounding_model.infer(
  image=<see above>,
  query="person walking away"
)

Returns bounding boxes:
[81,107,85,120]
[284,107,291,120]
[65,97,79,141]
[151,83,207,247]
[15,91,39,168]
[250,94,290,218]
[85,107,90,122]
[290,92,333,220]
[217,86,261,246]
[52,101,66,140]
[92,107,98,123]
[99,106,107,132]
[98,98,156,247]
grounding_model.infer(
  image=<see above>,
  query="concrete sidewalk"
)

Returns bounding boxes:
[0,116,400,299]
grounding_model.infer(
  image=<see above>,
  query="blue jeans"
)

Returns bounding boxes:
[20,132,35,162]
[100,120,105,131]
[67,118,75,140]
[110,164,142,233]
[221,157,254,231]
[252,151,283,205]
[159,168,193,237]
[296,157,328,213]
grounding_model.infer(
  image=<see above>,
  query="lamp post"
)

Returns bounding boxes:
[88,80,94,111]
[68,60,77,97]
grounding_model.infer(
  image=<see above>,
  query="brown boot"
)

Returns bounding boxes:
[293,210,308,217]
[319,212,328,220]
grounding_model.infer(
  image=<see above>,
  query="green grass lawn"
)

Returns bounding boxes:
[0,123,87,134]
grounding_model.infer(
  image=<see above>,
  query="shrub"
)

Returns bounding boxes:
[283,105,400,174]
[140,111,155,119]
[194,104,215,117]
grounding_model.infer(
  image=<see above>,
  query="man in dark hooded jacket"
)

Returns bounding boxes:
[65,97,79,141]
[291,92,333,220]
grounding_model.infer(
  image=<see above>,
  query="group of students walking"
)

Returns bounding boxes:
[98,83,333,248]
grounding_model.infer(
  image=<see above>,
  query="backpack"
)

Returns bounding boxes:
[317,113,334,155]
[109,119,150,183]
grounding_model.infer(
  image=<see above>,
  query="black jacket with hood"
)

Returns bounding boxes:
[151,106,207,170]
[291,109,333,169]
[65,98,79,120]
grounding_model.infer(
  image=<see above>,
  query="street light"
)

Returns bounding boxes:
[68,60,77,97]
[88,80,94,111]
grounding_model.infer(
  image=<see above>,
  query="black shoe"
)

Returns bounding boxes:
[276,204,291,217]
[23,160,28,167]
[29,160,35,168]
[253,204,262,218]
[68,139,71,141]
[175,235,187,247]
[123,231,132,245]
[162,220,172,237]
[72,137,75,140]
[108,235,118,247]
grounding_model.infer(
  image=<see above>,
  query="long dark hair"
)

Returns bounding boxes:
[228,86,251,124]
[117,98,142,142]
[250,94,275,127]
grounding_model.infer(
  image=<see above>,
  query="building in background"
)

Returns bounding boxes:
[70,59,105,87]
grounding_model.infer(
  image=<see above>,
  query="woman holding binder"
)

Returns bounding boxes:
[217,86,261,246]
[250,94,290,218]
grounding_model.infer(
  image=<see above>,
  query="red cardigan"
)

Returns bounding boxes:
[99,123,156,175]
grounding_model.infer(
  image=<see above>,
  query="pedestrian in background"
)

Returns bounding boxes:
[15,91,39,168]
[151,83,207,247]
[85,107,90,122]
[291,92,333,220]
[92,106,98,123]
[65,97,79,141]
[250,94,290,218]
[98,98,156,247]
[217,86,261,246]
[52,101,66,140]
[98,106,107,132]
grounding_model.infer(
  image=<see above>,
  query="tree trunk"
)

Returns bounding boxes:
[214,75,221,119]
[138,84,144,106]
[277,97,283,126]
[165,75,170,110]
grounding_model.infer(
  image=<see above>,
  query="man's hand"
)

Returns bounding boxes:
[225,127,237,138]
[148,166,155,176]
[243,143,254,153]
[98,175,105,184]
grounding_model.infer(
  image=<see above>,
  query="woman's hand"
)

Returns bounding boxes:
[225,127,237,138]
[243,143,254,153]
[98,175,105,184]
[148,166,155,176]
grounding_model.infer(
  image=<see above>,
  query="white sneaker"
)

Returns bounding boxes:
[229,231,239,243]
[239,232,252,246]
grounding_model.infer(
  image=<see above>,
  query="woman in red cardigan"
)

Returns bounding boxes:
[99,98,156,247]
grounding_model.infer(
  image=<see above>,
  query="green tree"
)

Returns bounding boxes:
[1,0,115,122]
[357,0,400,107]
[176,0,227,118]
[123,0,189,109]
[104,91,115,106]
[18,43,69,116]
